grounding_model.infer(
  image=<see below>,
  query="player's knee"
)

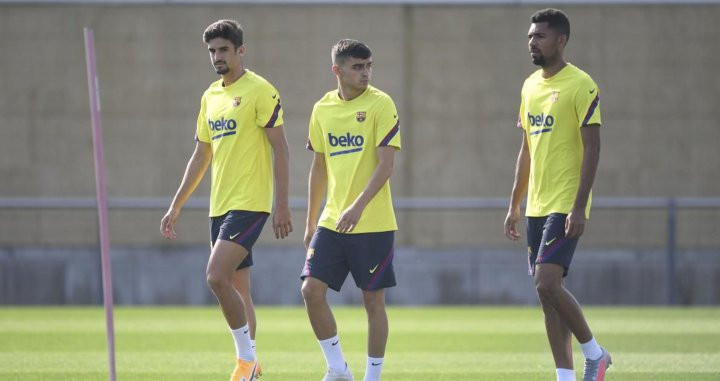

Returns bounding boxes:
[535,280,561,300]
[206,271,230,292]
[362,291,386,313]
[300,280,323,304]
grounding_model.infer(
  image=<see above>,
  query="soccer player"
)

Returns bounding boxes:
[301,39,401,381]
[503,9,611,381]
[160,19,292,381]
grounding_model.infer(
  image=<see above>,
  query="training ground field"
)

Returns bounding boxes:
[0,307,718,380]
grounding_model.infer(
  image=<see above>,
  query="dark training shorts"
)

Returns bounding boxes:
[301,227,396,292]
[210,210,269,270]
[526,213,579,277]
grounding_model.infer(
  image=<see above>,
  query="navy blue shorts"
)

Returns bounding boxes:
[527,213,579,277]
[301,227,396,292]
[210,210,269,270]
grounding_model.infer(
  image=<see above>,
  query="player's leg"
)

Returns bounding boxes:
[301,277,337,340]
[301,277,338,340]
[361,289,387,381]
[528,216,575,380]
[232,267,257,346]
[535,264,611,381]
[301,228,353,380]
[535,265,575,371]
[209,211,268,381]
[534,213,611,380]
[362,289,388,357]
[207,239,258,380]
[302,277,352,380]
[534,214,589,339]
[232,266,261,376]
[349,232,395,381]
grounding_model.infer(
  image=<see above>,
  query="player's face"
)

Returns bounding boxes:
[528,22,562,67]
[335,57,372,90]
[207,38,244,75]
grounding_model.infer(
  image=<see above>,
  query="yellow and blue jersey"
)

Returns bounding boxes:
[307,85,401,234]
[195,70,283,217]
[517,63,601,218]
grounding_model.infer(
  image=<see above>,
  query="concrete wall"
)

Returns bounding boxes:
[0,4,719,248]
[2,246,719,305]
[0,4,719,304]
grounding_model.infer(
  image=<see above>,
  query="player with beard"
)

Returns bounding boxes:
[161,19,292,381]
[504,9,611,381]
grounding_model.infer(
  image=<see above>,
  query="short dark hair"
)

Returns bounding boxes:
[332,39,372,65]
[203,19,243,48]
[531,8,570,40]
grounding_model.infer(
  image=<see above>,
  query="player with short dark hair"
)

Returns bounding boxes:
[301,39,401,381]
[161,19,292,381]
[504,9,611,381]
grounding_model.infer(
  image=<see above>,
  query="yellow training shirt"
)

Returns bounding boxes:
[307,85,401,233]
[517,63,601,218]
[195,70,283,217]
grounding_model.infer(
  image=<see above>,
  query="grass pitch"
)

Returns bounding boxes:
[0,306,718,380]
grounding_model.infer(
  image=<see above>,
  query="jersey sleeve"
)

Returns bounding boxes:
[306,106,324,153]
[255,83,284,129]
[576,78,602,128]
[195,95,210,143]
[517,94,526,130]
[375,96,401,149]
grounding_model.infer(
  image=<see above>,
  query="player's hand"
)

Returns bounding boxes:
[565,208,586,239]
[272,205,293,239]
[504,208,522,241]
[304,224,316,249]
[336,203,364,233]
[160,208,180,239]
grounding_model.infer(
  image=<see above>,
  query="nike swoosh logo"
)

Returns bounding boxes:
[331,340,339,346]
[230,231,242,240]
[371,362,383,366]
[243,329,249,334]
[589,88,596,94]
[369,264,379,273]
[545,237,557,245]
[272,94,277,99]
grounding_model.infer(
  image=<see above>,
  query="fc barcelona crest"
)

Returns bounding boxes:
[356,111,366,122]
[232,96,242,107]
[550,91,560,103]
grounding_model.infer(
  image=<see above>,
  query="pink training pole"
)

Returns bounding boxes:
[83,27,117,381]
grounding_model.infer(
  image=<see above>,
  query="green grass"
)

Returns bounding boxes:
[1,306,719,380]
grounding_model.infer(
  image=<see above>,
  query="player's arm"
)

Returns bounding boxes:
[265,125,293,239]
[336,146,396,234]
[565,124,601,238]
[504,132,530,241]
[160,141,212,239]
[305,152,327,248]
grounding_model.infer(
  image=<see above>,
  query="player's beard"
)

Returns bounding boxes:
[531,54,545,66]
[214,61,229,75]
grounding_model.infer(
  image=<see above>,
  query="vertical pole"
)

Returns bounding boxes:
[83,27,117,381]
[667,197,677,305]
[400,4,414,251]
